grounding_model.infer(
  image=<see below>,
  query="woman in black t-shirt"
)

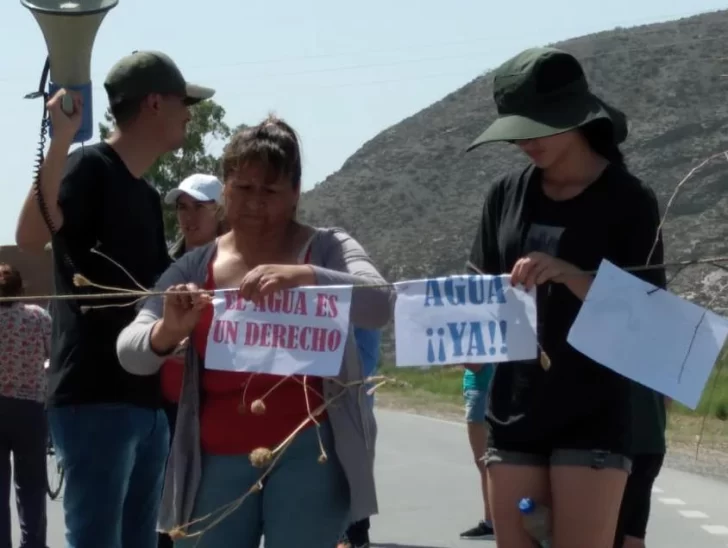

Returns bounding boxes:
[464,47,666,548]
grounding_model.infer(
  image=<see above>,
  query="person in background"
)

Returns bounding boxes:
[158,173,226,548]
[613,389,670,548]
[464,47,666,548]
[338,327,382,548]
[355,327,382,409]
[0,263,51,548]
[166,173,228,261]
[116,115,392,548]
[459,363,495,540]
[14,50,215,548]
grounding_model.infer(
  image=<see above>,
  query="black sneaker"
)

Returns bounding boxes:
[460,520,495,540]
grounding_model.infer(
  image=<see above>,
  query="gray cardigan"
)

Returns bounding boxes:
[116,227,394,532]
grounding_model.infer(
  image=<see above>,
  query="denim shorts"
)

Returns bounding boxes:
[482,447,632,473]
[463,389,488,423]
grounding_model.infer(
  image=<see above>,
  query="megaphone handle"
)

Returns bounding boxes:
[60,94,74,116]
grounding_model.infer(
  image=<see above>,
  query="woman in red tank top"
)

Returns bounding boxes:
[141,116,387,548]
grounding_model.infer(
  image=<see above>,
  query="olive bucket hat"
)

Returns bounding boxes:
[467,47,628,151]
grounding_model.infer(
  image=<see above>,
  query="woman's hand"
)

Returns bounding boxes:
[510,252,593,300]
[510,252,583,291]
[238,264,316,305]
[151,283,211,354]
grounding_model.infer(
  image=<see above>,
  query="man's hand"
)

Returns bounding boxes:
[46,89,83,143]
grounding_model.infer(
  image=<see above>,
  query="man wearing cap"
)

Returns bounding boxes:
[15,51,215,548]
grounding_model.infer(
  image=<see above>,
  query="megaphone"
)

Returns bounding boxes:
[21,0,119,143]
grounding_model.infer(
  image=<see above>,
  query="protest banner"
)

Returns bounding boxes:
[204,286,353,377]
[393,274,538,367]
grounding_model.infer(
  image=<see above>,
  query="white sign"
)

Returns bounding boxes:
[567,259,728,409]
[204,286,353,377]
[393,274,538,367]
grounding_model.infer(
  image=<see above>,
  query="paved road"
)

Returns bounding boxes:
[369,409,728,548]
[10,408,728,547]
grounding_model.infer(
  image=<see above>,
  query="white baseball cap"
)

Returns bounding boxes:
[164,174,223,205]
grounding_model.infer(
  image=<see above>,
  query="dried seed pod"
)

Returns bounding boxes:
[250,399,266,415]
[73,274,91,287]
[168,527,187,540]
[540,351,551,371]
[249,447,274,468]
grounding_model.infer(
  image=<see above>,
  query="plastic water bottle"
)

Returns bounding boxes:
[519,497,552,548]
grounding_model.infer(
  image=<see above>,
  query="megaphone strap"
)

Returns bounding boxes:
[27,55,80,279]
[24,56,51,101]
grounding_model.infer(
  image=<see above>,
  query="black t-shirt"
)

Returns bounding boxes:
[47,142,172,408]
[469,163,666,450]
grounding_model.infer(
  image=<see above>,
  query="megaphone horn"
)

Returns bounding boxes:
[21,0,119,143]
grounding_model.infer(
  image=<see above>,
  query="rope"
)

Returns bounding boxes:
[2,255,727,305]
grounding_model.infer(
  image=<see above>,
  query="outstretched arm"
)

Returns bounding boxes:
[16,91,83,252]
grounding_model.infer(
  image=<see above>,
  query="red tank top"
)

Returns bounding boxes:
[160,242,326,454]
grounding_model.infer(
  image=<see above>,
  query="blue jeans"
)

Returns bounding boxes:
[176,421,349,548]
[48,404,170,548]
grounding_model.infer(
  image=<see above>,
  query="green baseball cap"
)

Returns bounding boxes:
[467,47,628,151]
[104,50,215,107]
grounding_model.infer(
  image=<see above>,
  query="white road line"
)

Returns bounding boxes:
[702,525,728,535]
[651,485,663,493]
[658,497,687,506]
[679,510,709,519]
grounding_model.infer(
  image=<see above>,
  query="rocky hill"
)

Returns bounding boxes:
[299,9,728,328]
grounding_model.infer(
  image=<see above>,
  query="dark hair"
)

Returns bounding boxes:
[221,114,302,190]
[169,217,229,260]
[581,120,626,168]
[0,263,23,307]
[109,98,145,128]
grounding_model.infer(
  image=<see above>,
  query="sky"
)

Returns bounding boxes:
[0,0,725,244]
